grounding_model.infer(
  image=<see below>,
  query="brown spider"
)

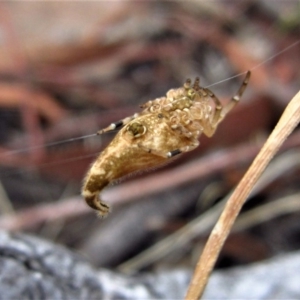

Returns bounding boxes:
[82,71,251,217]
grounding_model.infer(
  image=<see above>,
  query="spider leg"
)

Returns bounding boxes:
[138,138,199,158]
[97,114,139,134]
[167,139,199,157]
[220,70,251,118]
[203,88,223,125]
[198,87,222,137]
[171,123,193,138]
[203,71,251,137]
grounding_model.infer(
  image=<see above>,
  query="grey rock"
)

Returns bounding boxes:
[1,230,300,299]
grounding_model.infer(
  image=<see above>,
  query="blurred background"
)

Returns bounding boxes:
[0,0,299,275]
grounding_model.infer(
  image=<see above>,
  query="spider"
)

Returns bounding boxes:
[82,71,251,217]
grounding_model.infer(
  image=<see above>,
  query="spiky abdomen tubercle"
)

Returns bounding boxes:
[82,172,110,216]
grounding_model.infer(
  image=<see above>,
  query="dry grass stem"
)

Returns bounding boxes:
[234,192,300,232]
[0,181,14,214]
[185,90,300,300]
[118,150,300,273]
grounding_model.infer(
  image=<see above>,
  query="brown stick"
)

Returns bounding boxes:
[185,90,300,300]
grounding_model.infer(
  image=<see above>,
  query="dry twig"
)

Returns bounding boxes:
[185,90,300,299]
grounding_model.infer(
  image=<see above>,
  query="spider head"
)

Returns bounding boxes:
[184,77,201,100]
[187,88,196,100]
